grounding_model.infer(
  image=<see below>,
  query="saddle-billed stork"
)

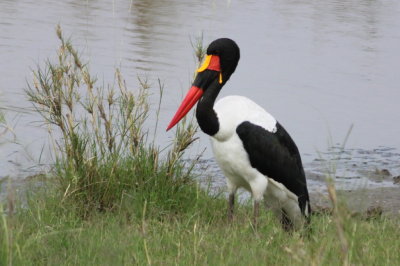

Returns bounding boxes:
[167,38,311,230]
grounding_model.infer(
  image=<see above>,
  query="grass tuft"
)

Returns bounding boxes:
[25,25,199,218]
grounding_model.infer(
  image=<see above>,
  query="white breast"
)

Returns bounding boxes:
[212,95,277,142]
[210,95,277,194]
[209,95,304,227]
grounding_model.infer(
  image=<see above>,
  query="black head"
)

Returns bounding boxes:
[206,38,240,84]
[166,38,240,131]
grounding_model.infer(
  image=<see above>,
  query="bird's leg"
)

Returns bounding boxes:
[227,182,237,222]
[228,193,235,222]
[250,177,268,230]
[253,200,260,229]
[280,209,294,232]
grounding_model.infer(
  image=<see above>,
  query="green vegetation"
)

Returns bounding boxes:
[1,185,399,265]
[1,27,399,265]
[25,25,198,219]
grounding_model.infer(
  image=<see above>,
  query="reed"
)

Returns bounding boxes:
[26,25,199,218]
[0,109,13,144]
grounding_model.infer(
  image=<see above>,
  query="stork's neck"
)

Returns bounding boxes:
[196,82,222,136]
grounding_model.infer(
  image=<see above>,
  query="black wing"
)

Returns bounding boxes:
[236,121,310,215]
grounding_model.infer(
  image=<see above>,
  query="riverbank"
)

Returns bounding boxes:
[311,187,400,217]
[193,155,400,218]
[1,173,400,265]
[2,170,399,217]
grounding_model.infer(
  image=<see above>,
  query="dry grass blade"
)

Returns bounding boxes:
[327,182,349,265]
[25,25,199,217]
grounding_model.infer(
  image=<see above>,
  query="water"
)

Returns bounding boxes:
[1,0,400,190]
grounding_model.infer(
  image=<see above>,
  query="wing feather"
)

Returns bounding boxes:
[236,121,310,214]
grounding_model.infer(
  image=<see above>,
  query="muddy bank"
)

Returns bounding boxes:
[305,147,400,216]
[2,146,400,217]
[1,173,399,218]
[194,148,400,217]
[310,187,400,217]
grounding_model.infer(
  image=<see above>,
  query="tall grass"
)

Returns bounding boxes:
[0,108,13,145]
[25,25,198,218]
[0,110,5,144]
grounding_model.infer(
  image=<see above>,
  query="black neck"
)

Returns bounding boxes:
[195,81,222,136]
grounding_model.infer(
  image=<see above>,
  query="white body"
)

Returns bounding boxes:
[211,95,304,227]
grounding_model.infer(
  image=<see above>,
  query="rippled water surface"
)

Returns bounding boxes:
[1,0,400,185]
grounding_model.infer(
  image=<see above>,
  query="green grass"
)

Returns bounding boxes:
[1,186,400,265]
[1,26,400,265]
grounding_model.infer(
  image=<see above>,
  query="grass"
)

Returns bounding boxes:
[1,188,399,265]
[0,108,13,145]
[25,25,198,219]
[1,26,400,265]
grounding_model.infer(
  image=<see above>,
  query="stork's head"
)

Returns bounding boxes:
[205,38,240,84]
[167,38,240,131]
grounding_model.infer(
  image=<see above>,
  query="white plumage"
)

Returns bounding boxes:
[212,95,305,229]
[213,95,277,142]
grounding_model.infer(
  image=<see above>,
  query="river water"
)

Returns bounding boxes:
[1,0,400,191]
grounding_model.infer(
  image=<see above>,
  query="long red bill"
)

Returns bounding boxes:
[166,86,204,131]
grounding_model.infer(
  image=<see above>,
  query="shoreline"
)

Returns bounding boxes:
[1,168,399,217]
[310,186,400,217]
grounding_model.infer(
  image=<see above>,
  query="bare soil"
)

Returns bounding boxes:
[310,186,400,217]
